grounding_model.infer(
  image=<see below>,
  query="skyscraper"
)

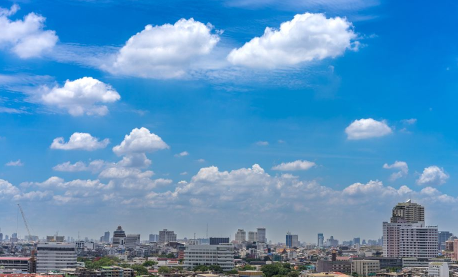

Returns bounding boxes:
[286,232,299,248]
[235,229,246,243]
[248,231,258,242]
[257,228,266,243]
[104,231,110,243]
[383,201,438,258]
[158,229,177,243]
[112,226,126,247]
[438,231,453,251]
[149,234,159,242]
[318,233,324,248]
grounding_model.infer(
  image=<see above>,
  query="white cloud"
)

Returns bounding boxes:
[227,13,357,69]
[106,18,220,79]
[39,77,120,116]
[272,160,316,171]
[416,166,449,186]
[53,161,88,172]
[0,4,58,58]
[50,132,109,151]
[0,107,28,114]
[13,190,52,201]
[0,179,20,198]
[255,141,269,146]
[401,118,417,125]
[5,159,24,166]
[196,159,206,163]
[175,151,189,157]
[345,118,392,140]
[383,161,408,181]
[113,127,169,156]
[99,167,154,179]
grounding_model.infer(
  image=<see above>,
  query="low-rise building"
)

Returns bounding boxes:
[351,260,380,277]
[184,244,234,271]
[428,262,449,277]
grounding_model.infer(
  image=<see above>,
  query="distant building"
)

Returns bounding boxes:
[391,200,425,224]
[318,233,324,248]
[257,228,266,243]
[354,238,361,245]
[149,234,159,242]
[0,257,31,273]
[46,235,64,242]
[316,260,351,274]
[159,229,177,243]
[125,234,140,248]
[438,231,453,251]
[112,226,126,247]
[428,262,449,277]
[286,232,299,248]
[235,229,246,243]
[104,231,110,243]
[36,242,77,273]
[248,231,258,243]
[351,260,380,277]
[184,244,234,271]
[209,237,229,245]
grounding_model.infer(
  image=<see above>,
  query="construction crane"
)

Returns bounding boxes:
[17,203,33,241]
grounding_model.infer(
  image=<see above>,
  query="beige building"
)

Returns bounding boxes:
[351,260,380,277]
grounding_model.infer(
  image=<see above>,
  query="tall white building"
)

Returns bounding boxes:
[36,242,77,273]
[383,201,438,258]
[428,262,449,277]
[248,231,258,243]
[257,228,266,243]
[184,244,234,271]
[125,234,140,248]
[235,229,246,243]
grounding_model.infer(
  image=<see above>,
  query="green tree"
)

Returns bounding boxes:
[209,265,223,273]
[194,265,209,272]
[143,261,157,267]
[158,266,172,274]
[240,265,256,271]
[226,269,239,275]
[166,253,176,259]
[131,265,148,275]
[262,264,281,277]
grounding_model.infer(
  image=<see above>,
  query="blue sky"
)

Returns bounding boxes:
[0,0,458,243]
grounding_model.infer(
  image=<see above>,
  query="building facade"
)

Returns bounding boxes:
[428,262,449,277]
[158,229,177,244]
[112,226,126,247]
[36,242,77,273]
[235,229,246,243]
[209,237,230,245]
[257,228,266,243]
[184,244,234,271]
[286,232,299,248]
[351,260,380,277]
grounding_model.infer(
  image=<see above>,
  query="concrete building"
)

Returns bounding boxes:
[36,242,77,273]
[391,200,425,224]
[248,231,258,243]
[184,244,234,271]
[112,226,126,247]
[158,229,177,244]
[428,262,449,277]
[257,228,266,243]
[149,234,158,242]
[235,229,246,243]
[103,231,110,243]
[125,234,140,248]
[100,266,134,277]
[286,232,299,248]
[438,231,452,251]
[209,237,229,245]
[351,260,380,277]
[0,257,31,273]
[316,260,351,274]
[318,233,324,248]
[453,239,458,260]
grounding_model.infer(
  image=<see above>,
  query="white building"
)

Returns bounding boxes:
[184,244,234,271]
[36,242,77,273]
[125,234,140,248]
[351,260,380,277]
[159,229,177,243]
[257,228,266,243]
[248,231,258,243]
[235,229,246,243]
[428,262,449,277]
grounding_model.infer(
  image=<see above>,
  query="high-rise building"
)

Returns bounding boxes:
[125,234,140,248]
[210,237,230,245]
[0,232,3,242]
[391,200,425,224]
[184,244,234,271]
[104,231,110,243]
[235,229,246,243]
[112,226,126,247]
[248,231,258,242]
[286,232,299,248]
[159,229,177,243]
[257,228,266,243]
[354,237,361,245]
[438,231,453,251]
[318,233,324,248]
[453,239,458,261]
[149,234,159,242]
[36,242,77,273]
[383,201,438,258]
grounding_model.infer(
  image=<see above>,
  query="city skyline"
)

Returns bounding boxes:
[1,0,458,243]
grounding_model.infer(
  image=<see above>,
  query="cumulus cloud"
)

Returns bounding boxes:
[255,141,269,146]
[175,151,189,157]
[99,167,154,179]
[0,179,20,198]
[272,160,316,171]
[5,159,24,166]
[50,132,109,151]
[416,166,449,186]
[383,161,408,181]
[113,127,169,156]
[345,118,392,140]
[106,18,220,79]
[401,118,417,125]
[39,77,120,116]
[0,4,58,58]
[227,13,357,69]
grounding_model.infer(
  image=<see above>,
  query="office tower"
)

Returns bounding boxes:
[248,231,258,242]
[353,237,361,245]
[149,234,159,242]
[0,232,3,242]
[286,232,299,248]
[36,242,77,273]
[125,234,140,248]
[112,226,126,247]
[210,237,230,245]
[158,229,177,243]
[391,200,425,224]
[326,236,339,247]
[184,244,234,271]
[318,233,324,248]
[257,228,266,243]
[383,201,438,258]
[235,229,246,243]
[104,231,110,243]
[438,231,453,251]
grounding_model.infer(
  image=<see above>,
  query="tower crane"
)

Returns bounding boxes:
[17,203,33,241]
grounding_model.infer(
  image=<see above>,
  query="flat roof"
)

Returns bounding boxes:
[0,257,30,261]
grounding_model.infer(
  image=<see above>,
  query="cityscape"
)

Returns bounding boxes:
[1,1,458,277]
[0,201,457,277]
